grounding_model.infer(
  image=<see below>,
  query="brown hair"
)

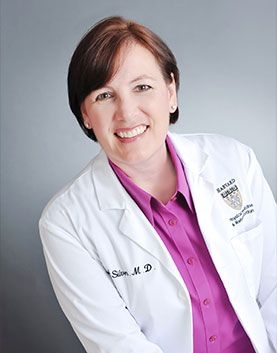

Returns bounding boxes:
[68,16,180,141]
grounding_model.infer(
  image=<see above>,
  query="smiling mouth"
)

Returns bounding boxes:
[115,125,148,139]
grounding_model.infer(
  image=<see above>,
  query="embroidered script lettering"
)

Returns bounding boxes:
[108,263,155,279]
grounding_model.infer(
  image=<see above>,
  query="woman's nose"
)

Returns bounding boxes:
[114,95,137,121]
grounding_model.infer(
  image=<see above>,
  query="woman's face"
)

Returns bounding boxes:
[81,42,177,169]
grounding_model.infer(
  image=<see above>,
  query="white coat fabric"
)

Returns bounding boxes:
[39,133,277,353]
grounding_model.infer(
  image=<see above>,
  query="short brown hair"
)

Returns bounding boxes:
[68,16,180,141]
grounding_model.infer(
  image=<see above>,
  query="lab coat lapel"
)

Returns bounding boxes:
[92,151,186,284]
[119,202,183,277]
[169,133,242,296]
[170,134,271,348]
[186,166,267,348]
[187,172,242,298]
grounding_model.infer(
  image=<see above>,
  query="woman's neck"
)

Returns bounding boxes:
[114,144,177,204]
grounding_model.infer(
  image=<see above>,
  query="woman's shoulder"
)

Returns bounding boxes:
[169,131,250,151]
[40,151,107,224]
[168,131,255,175]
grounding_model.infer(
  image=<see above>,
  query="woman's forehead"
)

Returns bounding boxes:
[107,41,162,82]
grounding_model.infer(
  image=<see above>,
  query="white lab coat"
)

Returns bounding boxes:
[39,133,277,353]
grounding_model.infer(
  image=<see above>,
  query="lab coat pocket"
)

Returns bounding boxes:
[231,222,263,299]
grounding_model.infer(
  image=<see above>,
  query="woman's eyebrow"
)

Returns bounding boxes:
[130,75,156,84]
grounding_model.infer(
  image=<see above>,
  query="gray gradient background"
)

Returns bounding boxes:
[1,1,276,352]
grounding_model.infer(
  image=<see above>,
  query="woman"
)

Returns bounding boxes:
[39,16,276,353]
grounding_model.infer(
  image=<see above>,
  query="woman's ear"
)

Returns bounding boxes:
[80,102,87,120]
[84,121,91,129]
[80,103,92,129]
[168,73,177,108]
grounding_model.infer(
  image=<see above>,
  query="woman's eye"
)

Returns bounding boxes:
[95,92,113,102]
[135,84,152,92]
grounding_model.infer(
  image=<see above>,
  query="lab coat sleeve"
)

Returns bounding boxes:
[39,219,164,353]
[247,147,277,351]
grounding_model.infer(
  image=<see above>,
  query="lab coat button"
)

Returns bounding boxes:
[209,335,217,343]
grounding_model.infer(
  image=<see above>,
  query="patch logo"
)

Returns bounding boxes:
[216,179,243,210]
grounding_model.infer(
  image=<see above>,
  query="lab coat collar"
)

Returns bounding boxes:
[91,132,210,211]
[167,132,209,175]
[91,150,128,210]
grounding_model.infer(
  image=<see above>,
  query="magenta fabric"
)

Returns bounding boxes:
[109,137,255,353]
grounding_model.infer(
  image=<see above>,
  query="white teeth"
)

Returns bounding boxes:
[116,125,147,138]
